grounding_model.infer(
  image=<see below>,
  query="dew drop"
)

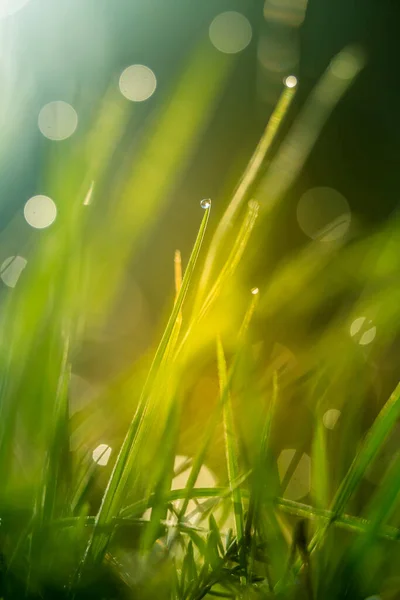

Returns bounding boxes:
[251,287,259,295]
[285,75,298,88]
[200,198,211,209]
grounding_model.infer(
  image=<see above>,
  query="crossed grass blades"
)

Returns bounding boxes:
[0,44,400,599]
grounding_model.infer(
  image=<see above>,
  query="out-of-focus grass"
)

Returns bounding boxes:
[0,39,399,600]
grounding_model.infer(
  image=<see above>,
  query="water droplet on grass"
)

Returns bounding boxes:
[251,287,259,295]
[285,75,298,88]
[200,198,211,209]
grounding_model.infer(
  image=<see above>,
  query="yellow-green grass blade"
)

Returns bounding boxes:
[82,205,210,565]
[177,294,258,522]
[177,199,259,360]
[217,337,245,579]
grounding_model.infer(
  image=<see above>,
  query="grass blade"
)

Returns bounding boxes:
[81,204,210,566]
[216,336,245,579]
[308,382,400,555]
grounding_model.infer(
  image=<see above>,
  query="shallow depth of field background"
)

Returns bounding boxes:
[0,0,400,598]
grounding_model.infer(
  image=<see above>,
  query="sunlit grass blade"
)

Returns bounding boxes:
[216,336,245,580]
[177,200,259,359]
[177,294,258,522]
[81,205,210,566]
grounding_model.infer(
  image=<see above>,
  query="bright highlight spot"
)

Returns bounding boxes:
[38,101,78,141]
[83,181,94,206]
[24,195,57,229]
[119,65,157,102]
[322,409,341,430]
[251,287,259,295]
[297,187,351,242]
[285,75,298,88]
[92,444,112,467]
[0,256,27,288]
[0,0,30,18]
[350,317,377,346]
[278,449,311,500]
[209,12,252,54]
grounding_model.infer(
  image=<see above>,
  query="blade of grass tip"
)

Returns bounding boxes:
[197,200,259,325]
[309,381,400,555]
[195,83,296,307]
[81,205,210,567]
[256,46,364,212]
[216,337,246,583]
[177,201,259,358]
[177,293,258,522]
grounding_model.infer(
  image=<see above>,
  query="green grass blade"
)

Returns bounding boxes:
[312,410,329,512]
[309,382,400,555]
[216,337,245,568]
[81,205,210,565]
[195,84,296,304]
[177,295,258,521]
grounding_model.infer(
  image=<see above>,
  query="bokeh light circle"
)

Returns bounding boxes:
[119,65,157,102]
[0,256,27,288]
[297,187,351,242]
[24,195,57,229]
[350,317,377,346]
[38,101,78,141]
[322,409,341,430]
[209,12,252,54]
[92,444,112,467]
[0,0,30,18]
